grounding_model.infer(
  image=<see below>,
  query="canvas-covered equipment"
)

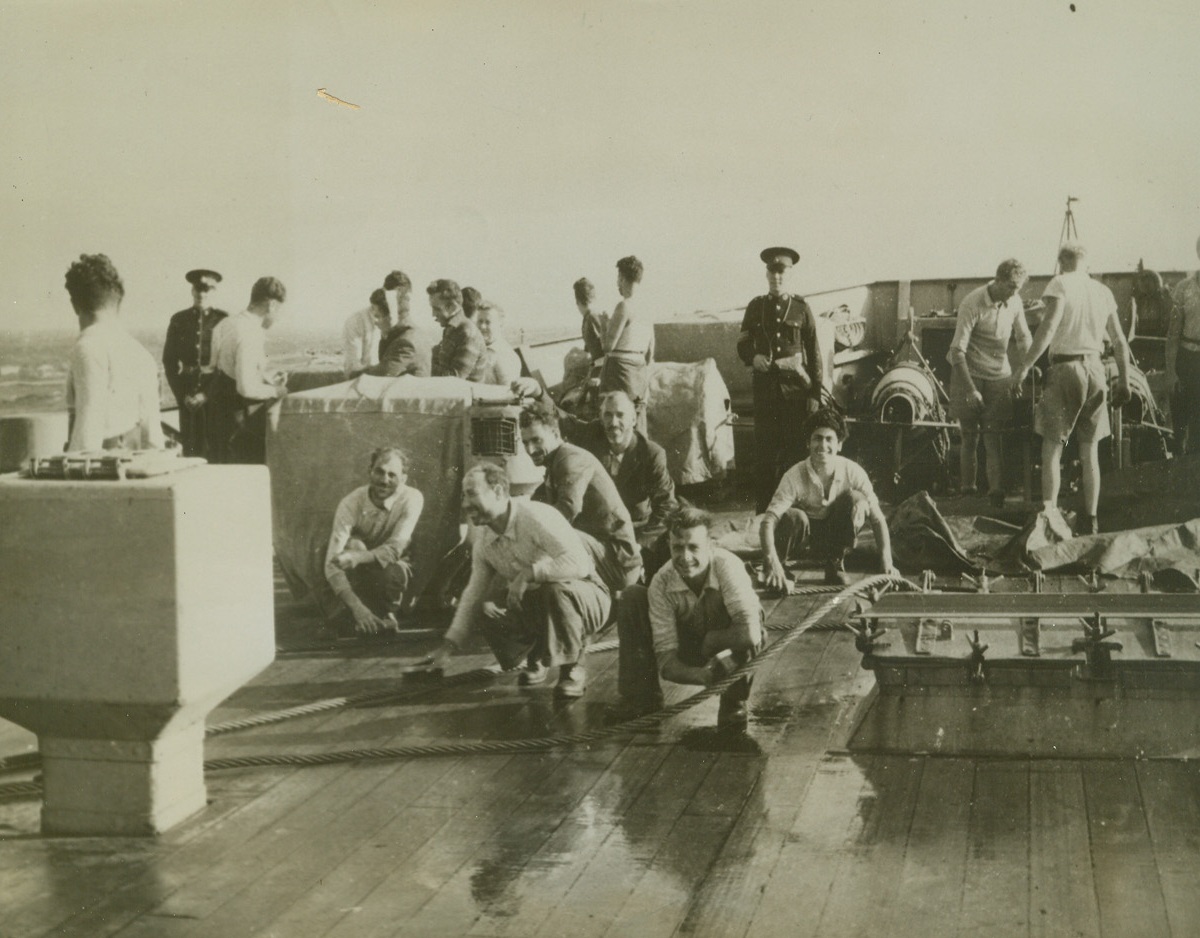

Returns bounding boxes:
[268,376,519,617]
[644,358,734,485]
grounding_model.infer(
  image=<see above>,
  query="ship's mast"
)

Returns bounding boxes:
[1055,195,1080,273]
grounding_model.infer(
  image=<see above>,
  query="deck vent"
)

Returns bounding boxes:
[471,415,518,457]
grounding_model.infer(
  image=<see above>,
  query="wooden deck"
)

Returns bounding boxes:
[3,576,1200,937]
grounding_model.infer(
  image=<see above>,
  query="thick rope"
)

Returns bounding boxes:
[0,577,903,802]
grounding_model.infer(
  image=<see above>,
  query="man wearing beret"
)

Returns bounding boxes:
[737,247,824,513]
[163,269,229,457]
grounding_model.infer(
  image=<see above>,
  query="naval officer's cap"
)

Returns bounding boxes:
[760,247,800,269]
[185,269,223,291]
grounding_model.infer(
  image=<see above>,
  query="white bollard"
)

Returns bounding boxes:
[0,465,276,836]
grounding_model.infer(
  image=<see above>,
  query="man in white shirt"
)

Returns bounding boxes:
[424,462,611,699]
[341,292,389,377]
[63,253,164,452]
[759,406,897,588]
[324,447,424,635]
[946,258,1033,507]
[611,506,763,729]
[1013,242,1131,535]
[205,276,288,464]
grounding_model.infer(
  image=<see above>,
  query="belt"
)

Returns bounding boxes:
[1049,353,1097,365]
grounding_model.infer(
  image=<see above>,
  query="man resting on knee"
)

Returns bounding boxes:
[760,406,897,589]
[612,507,762,730]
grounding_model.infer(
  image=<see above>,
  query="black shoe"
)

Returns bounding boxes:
[1077,513,1100,536]
[823,555,849,586]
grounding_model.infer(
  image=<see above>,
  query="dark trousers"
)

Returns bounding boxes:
[175,397,209,458]
[773,490,864,562]
[206,372,271,465]
[615,583,756,710]
[752,380,817,513]
[1174,347,1200,455]
[578,530,643,596]
[481,578,611,671]
[326,550,414,631]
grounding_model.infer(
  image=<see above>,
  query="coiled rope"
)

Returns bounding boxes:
[0,578,901,802]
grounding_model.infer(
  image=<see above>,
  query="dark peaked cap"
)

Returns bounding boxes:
[759,247,800,266]
[185,269,223,287]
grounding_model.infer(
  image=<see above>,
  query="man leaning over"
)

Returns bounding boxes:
[424,463,611,698]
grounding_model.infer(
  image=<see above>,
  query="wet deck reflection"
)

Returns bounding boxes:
[2,587,1200,936]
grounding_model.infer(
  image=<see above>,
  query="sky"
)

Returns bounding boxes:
[2,0,1199,337]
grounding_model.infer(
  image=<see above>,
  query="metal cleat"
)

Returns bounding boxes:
[922,569,936,592]
[1151,619,1172,658]
[1031,570,1045,593]
[1078,569,1103,593]
[1071,612,1123,680]
[1019,617,1041,657]
[1139,570,1154,594]
[966,630,989,683]
[848,619,891,657]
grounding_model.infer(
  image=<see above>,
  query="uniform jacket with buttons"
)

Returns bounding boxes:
[163,306,229,400]
[736,293,821,401]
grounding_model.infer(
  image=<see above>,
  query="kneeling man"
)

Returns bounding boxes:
[760,406,897,589]
[426,463,611,698]
[324,446,424,634]
[612,507,763,729]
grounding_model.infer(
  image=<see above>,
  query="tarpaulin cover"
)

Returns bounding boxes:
[268,375,506,616]
[645,358,734,485]
[887,491,980,574]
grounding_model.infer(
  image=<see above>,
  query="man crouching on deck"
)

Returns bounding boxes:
[760,406,897,589]
[610,507,763,730]
[324,446,425,635]
[425,463,611,698]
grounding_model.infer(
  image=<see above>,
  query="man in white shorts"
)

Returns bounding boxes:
[1013,242,1131,535]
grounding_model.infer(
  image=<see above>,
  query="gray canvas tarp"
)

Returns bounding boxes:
[645,358,735,485]
[268,375,511,616]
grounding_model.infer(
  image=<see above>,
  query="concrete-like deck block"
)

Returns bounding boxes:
[0,466,275,836]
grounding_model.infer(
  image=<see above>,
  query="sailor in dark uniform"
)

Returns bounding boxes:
[163,269,229,457]
[737,247,823,513]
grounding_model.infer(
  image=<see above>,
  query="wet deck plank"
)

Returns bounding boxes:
[1029,761,1099,938]
[883,757,974,937]
[958,762,1031,937]
[6,584,1200,937]
[1135,761,1200,937]
[1083,762,1171,938]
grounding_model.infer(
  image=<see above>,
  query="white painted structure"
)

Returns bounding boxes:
[0,466,275,835]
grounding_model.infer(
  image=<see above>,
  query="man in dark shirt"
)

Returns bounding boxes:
[737,247,823,513]
[163,269,228,457]
[519,401,643,595]
[361,281,431,378]
[427,279,488,381]
[513,380,678,575]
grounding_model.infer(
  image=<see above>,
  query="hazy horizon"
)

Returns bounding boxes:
[3,0,1199,339]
